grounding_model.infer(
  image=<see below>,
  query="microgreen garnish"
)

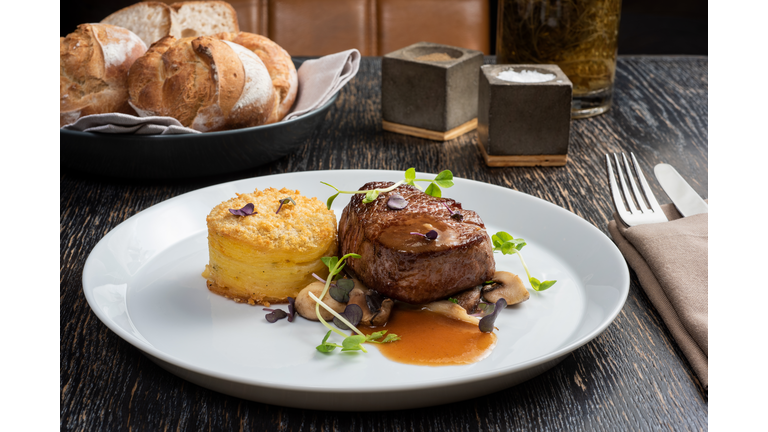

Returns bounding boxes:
[492,231,556,291]
[387,194,408,210]
[329,278,354,303]
[410,230,438,240]
[322,168,455,209]
[263,308,288,323]
[229,203,256,216]
[471,302,495,317]
[449,297,459,304]
[479,299,506,332]
[442,202,464,221]
[309,253,400,354]
[287,297,296,322]
[333,304,363,330]
[275,197,296,214]
[316,330,342,352]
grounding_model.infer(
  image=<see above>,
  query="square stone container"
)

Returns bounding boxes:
[477,64,572,166]
[382,42,484,141]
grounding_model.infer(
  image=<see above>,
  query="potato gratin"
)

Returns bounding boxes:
[202,187,338,306]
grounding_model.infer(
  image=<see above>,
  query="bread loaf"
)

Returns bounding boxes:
[101,1,239,47]
[127,36,276,131]
[170,1,239,39]
[60,24,147,126]
[101,2,173,48]
[214,32,297,123]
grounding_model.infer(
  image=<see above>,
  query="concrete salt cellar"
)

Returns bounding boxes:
[477,64,572,166]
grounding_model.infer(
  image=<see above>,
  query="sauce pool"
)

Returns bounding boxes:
[361,308,497,366]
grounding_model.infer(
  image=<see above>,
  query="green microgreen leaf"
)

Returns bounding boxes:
[433,170,454,188]
[363,189,380,203]
[341,335,367,352]
[448,297,459,304]
[322,169,455,207]
[379,333,401,343]
[321,256,338,272]
[326,192,340,209]
[316,330,343,353]
[404,168,416,185]
[424,182,441,198]
[492,231,555,292]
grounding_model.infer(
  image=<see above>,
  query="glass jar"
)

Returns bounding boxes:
[496,0,622,118]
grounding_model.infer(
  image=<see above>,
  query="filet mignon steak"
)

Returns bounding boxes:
[338,181,495,304]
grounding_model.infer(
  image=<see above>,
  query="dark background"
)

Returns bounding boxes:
[61,0,707,55]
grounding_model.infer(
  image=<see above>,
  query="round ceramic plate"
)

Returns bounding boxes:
[82,170,629,411]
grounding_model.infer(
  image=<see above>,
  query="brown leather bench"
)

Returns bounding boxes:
[224,0,490,56]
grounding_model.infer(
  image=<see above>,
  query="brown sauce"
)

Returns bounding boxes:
[377,216,459,253]
[360,308,497,366]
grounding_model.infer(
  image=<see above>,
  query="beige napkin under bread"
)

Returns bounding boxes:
[283,49,361,121]
[607,203,708,388]
[61,49,361,134]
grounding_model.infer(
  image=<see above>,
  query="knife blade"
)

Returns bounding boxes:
[653,164,708,217]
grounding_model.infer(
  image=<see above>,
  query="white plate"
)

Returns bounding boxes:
[83,170,629,411]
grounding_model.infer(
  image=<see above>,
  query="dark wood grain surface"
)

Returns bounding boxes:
[60,56,708,431]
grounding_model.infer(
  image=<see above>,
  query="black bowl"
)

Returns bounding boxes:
[60,92,337,179]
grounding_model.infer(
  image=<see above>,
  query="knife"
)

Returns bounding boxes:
[653,164,708,217]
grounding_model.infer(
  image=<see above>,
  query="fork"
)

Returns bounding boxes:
[605,152,668,227]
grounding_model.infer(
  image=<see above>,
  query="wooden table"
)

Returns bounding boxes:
[60,56,708,430]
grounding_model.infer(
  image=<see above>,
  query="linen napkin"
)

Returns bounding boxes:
[62,113,201,135]
[283,48,361,121]
[608,203,708,388]
[61,48,361,134]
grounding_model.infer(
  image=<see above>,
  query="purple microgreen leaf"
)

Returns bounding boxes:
[479,298,506,333]
[387,194,408,210]
[330,278,354,303]
[275,197,297,214]
[229,203,256,216]
[287,297,296,322]
[333,304,363,330]
[265,308,288,323]
[441,201,464,221]
[410,230,438,240]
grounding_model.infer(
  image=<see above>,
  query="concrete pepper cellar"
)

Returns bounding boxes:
[381,41,484,141]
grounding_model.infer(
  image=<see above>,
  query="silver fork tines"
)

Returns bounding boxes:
[605,152,668,227]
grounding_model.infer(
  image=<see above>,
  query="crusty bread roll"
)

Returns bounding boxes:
[60,24,147,127]
[127,35,276,131]
[101,1,239,48]
[101,2,173,48]
[214,32,297,123]
[170,1,239,39]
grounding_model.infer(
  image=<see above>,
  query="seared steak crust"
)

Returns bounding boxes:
[338,182,495,304]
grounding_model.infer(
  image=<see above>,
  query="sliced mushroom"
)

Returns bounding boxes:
[482,271,529,306]
[295,281,346,321]
[348,288,394,326]
[423,300,480,326]
[453,285,483,313]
